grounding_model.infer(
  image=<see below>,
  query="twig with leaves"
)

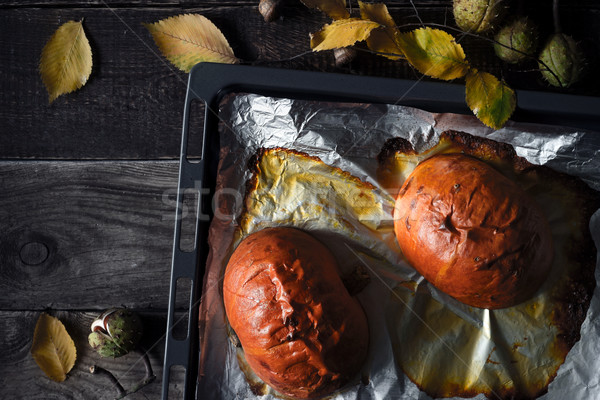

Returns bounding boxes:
[38,0,584,129]
[307,1,515,129]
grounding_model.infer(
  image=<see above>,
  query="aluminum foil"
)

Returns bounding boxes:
[196,93,600,400]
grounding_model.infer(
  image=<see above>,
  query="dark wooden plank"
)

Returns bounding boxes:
[0,0,254,6]
[1,4,599,160]
[0,6,327,160]
[0,1,449,8]
[0,310,185,399]
[0,160,204,310]
[2,0,599,7]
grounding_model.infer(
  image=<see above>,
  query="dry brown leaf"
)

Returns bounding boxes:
[359,1,403,60]
[31,313,77,382]
[300,0,350,20]
[311,18,381,52]
[144,14,238,73]
[39,20,92,103]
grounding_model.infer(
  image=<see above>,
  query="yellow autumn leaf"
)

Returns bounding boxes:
[144,14,238,73]
[359,1,403,60]
[39,20,92,103]
[31,313,77,382]
[465,69,516,129]
[359,0,396,27]
[311,19,381,52]
[301,0,350,20]
[396,27,469,80]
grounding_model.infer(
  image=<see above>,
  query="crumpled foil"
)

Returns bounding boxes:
[196,93,600,400]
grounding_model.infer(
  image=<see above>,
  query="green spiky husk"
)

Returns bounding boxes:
[453,0,508,34]
[88,308,144,358]
[494,17,538,64]
[106,309,143,353]
[88,331,129,358]
[538,33,584,88]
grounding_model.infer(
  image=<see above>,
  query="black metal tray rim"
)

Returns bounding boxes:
[162,62,600,400]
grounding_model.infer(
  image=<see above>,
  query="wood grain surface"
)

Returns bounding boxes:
[1,1,599,399]
[1,1,598,159]
[0,161,194,310]
[0,310,185,399]
[0,161,197,399]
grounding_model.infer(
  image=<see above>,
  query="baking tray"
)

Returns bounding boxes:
[161,62,600,400]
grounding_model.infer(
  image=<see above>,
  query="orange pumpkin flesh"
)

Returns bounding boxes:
[223,227,369,399]
[393,153,554,309]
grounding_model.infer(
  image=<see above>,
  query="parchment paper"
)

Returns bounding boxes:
[196,93,600,400]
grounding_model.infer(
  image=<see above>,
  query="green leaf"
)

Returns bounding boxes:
[144,14,237,73]
[300,0,350,20]
[310,19,381,52]
[39,20,92,103]
[396,27,469,80]
[359,1,403,60]
[465,69,516,129]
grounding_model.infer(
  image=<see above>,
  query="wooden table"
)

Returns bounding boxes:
[1,1,599,399]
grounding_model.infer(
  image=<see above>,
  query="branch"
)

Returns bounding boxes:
[553,0,562,34]
[250,50,316,66]
[354,46,406,60]
[409,0,424,27]
[114,349,156,399]
[89,349,155,400]
[90,365,126,398]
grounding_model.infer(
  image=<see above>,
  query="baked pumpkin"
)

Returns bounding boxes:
[223,227,369,399]
[393,153,553,309]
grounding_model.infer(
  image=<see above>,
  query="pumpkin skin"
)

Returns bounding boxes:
[223,227,369,399]
[393,153,553,309]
